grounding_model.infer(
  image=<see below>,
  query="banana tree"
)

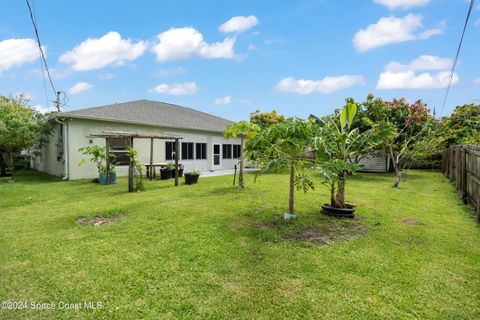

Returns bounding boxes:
[311,103,394,210]
[245,118,314,219]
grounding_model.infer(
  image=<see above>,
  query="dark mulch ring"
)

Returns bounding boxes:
[75,213,125,227]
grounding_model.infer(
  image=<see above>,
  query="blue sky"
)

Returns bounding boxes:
[0,0,479,121]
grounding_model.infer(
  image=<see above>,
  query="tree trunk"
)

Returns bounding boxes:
[389,145,401,188]
[238,136,244,189]
[334,172,346,208]
[288,163,294,214]
[0,152,7,176]
[9,153,15,182]
[330,179,336,207]
[393,168,401,188]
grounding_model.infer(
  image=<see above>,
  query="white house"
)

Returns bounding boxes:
[33,99,243,180]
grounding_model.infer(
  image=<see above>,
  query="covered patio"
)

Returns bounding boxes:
[88,130,183,192]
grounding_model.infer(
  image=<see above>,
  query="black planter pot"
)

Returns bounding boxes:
[321,204,356,218]
[184,173,199,185]
[160,169,173,180]
[170,168,184,178]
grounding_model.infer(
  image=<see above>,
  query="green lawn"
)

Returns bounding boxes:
[1,170,479,319]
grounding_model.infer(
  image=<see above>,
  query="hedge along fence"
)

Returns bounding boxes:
[441,145,480,222]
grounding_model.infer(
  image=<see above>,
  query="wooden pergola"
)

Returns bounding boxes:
[88,131,183,192]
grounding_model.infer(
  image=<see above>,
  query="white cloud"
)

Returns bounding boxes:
[384,55,453,72]
[214,96,232,105]
[219,15,259,33]
[59,32,146,70]
[67,82,93,95]
[353,14,442,52]
[377,71,457,89]
[377,55,458,89]
[149,82,198,95]
[374,0,429,10]
[276,75,365,94]
[474,78,480,85]
[0,38,42,71]
[32,104,57,113]
[151,27,235,62]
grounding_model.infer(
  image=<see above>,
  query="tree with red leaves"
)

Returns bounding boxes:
[361,95,434,187]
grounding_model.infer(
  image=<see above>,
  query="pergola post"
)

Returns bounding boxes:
[174,138,179,186]
[105,137,110,184]
[149,137,154,181]
[128,137,134,192]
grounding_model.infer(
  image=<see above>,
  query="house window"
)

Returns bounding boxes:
[196,143,207,160]
[110,138,129,165]
[233,144,242,159]
[181,142,194,160]
[222,144,232,159]
[165,141,176,160]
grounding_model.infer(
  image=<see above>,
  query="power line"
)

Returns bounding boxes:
[31,0,50,108]
[440,0,476,117]
[25,0,61,112]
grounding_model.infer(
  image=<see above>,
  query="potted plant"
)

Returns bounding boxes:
[311,102,394,218]
[99,164,116,185]
[160,163,174,180]
[78,145,116,185]
[184,168,200,185]
[167,163,184,177]
[177,164,184,177]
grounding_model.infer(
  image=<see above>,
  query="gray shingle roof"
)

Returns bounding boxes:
[60,99,233,133]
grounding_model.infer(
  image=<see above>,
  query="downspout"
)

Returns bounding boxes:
[55,117,69,180]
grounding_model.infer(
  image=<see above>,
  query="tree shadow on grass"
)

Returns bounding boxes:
[349,172,393,183]
[0,170,62,185]
[197,186,246,197]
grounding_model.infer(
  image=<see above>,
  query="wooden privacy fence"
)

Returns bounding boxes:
[441,145,480,221]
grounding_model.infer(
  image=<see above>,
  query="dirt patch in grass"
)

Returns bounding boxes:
[284,223,368,246]
[403,218,423,225]
[255,216,368,246]
[76,213,125,227]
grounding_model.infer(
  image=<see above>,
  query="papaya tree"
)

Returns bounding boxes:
[224,120,259,188]
[245,117,314,219]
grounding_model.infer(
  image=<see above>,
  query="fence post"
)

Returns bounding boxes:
[449,147,455,182]
[442,145,480,223]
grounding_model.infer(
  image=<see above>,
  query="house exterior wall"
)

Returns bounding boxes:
[62,118,242,180]
[32,124,64,177]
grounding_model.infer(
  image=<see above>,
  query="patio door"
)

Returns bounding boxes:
[213,144,221,169]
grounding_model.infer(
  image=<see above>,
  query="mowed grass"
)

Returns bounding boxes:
[1,170,479,319]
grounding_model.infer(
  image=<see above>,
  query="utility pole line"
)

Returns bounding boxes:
[55,91,61,113]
